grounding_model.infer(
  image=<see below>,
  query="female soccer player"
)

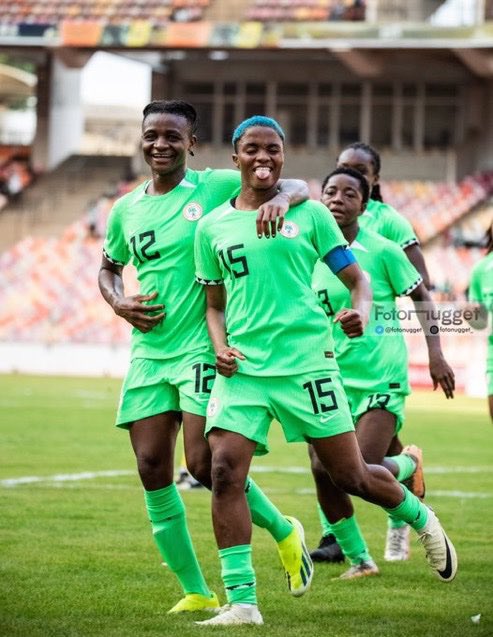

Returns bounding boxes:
[465,222,493,421]
[309,167,455,577]
[310,142,454,564]
[336,142,430,287]
[194,116,457,626]
[98,100,311,614]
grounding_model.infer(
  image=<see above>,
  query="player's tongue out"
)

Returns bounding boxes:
[254,167,271,180]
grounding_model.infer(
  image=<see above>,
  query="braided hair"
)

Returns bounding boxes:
[342,142,383,202]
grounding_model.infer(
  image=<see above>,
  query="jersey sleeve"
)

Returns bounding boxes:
[468,263,484,303]
[202,169,241,211]
[310,201,348,258]
[103,200,130,266]
[194,220,223,285]
[383,241,423,296]
[381,204,419,249]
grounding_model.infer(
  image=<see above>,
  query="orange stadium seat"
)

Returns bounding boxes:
[0,0,211,24]
[245,0,365,21]
[380,171,493,243]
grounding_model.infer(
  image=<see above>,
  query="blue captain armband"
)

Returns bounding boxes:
[323,245,356,274]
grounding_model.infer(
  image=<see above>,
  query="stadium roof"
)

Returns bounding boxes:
[0,62,36,99]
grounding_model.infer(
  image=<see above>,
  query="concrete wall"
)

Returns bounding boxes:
[32,52,85,171]
[190,146,456,181]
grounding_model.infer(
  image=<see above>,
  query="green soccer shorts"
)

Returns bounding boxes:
[344,386,408,433]
[205,370,354,455]
[116,348,216,428]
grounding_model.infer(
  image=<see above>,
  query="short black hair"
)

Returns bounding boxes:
[321,167,370,205]
[142,100,198,135]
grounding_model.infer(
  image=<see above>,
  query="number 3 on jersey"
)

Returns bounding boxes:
[316,289,335,317]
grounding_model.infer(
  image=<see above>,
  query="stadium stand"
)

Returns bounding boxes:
[0,217,137,345]
[424,205,493,298]
[380,172,493,243]
[0,0,212,26]
[0,155,130,252]
[245,0,365,22]
[0,0,369,25]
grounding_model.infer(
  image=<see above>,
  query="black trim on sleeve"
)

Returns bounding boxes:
[401,238,420,249]
[103,248,125,266]
[195,276,224,286]
[400,276,423,296]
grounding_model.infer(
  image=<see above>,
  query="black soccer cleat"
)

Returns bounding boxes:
[309,534,345,563]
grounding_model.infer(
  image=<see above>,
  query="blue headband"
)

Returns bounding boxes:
[232,116,285,146]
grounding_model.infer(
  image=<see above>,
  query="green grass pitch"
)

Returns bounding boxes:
[1,374,492,636]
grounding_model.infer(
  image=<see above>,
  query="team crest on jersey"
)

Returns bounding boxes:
[183,202,203,221]
[207,397,220,418]
[280,221,299,239]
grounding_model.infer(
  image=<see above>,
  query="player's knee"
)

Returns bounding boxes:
[136,452,172,488]
[331,468,368,497]
[211,451,243,496]
[186,453,212,489]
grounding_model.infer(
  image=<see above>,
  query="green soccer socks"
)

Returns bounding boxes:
[144,484,211,597]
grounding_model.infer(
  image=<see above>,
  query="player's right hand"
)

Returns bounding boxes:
[215,347,246,377]
[333,308,365,338]
[113,291,165,333]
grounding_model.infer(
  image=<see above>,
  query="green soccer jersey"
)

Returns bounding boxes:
[103,168,240,360]
[360,199,418,250]
[468,251,493,368]
[194,199,348,376]
[312,225,422,393]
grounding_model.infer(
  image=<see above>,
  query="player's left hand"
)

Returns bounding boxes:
[429,352,455,399]
[334,308,365,338]
[215,346,246,377]
[256,192,290,238]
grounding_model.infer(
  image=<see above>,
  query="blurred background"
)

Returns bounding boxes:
[0,0,492,395]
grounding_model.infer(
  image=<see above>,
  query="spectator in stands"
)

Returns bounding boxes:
[6,165,23,203]
[85,199,101,239]
[329,1,346,20]
[98,100,311,615]
[465,222,493,422]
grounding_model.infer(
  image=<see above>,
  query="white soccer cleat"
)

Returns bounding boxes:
[336,559,379,580]
[417,508,457,582]
[195,604,264,626]
[384,525,410,561]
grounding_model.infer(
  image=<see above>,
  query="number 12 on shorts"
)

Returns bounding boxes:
[303,377,338,414]
[192,363,216,394]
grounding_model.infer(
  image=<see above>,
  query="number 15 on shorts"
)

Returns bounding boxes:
[303,377,338,414]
